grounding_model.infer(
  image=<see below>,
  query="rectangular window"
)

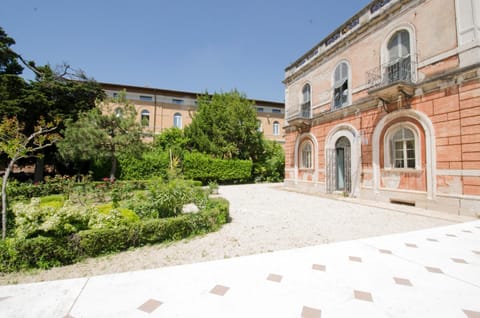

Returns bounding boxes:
[172,99,184,104]
[272,109,281,113]
[139,95,153,101]
[257,107,264,112]
[112,92,118,98]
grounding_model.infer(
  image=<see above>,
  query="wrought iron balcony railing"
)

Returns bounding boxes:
[366,56,417,89]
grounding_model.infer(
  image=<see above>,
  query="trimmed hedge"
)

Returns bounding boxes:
[183,152,252,184]
[0,198,229,272]
[118,151,170,180]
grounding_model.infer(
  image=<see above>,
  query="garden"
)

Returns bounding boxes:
[0,174,229,272]
[0,29,284,273]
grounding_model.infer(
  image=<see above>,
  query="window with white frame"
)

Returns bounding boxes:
[384,123,420,169]
[273,121,280,136]
[173,112,182,128]
[386,30,411,83]
[300,140,313,169]
[333,62,349,109]
[141,110,150,126]
[301,84,311,118]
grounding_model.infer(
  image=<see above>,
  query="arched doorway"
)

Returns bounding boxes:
[335,137,351,192]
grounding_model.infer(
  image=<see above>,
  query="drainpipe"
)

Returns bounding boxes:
[153,90,157,135]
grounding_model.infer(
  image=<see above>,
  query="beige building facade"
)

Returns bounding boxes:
[100,83,285,144]
[284,0,480,216]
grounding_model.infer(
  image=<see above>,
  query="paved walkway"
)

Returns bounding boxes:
[1,219,479,317]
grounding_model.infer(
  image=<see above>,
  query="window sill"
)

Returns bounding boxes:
[383,167,423,173]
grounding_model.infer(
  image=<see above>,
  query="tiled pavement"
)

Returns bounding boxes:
[0,220,479,318]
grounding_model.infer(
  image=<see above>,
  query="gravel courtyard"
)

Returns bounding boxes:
[0,183,456,285]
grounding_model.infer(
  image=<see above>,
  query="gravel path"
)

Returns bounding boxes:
[0,183,455,285]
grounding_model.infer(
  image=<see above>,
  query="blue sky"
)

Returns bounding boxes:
[2,0,371,102]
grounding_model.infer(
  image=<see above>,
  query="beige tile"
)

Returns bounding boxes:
[210,284,230,296]
[301,306,322,318]
[379,249,392,254]
[425,266,443,274]
[266,273,283,283]
[312,264,326,271]
[405,243,418,248]
[137,299,162,313]
[354,290,373,302]
[451,258,468,264]
[349,256,362,263]
[463,309,480,318]
[393,277,413,286]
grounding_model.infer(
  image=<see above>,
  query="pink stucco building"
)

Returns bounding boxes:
[283,0,480,216]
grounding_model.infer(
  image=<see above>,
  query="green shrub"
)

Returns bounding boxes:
[0,198,230,272]
[118,151,170,180]
[183,152,252,184]
[13,199,91,239]
[129,179,196,218]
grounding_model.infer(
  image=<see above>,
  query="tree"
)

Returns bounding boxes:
[0,26,104,181]
[0,117,60,239]
[185,90,264,160]
[58,92,145,181]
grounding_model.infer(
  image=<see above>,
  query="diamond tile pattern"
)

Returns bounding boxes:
[312,264,326,271]
[425,266,443,274]
[301,306,322,318]
[451,258,468,264]
[210,284,230,296]
[137,299,162,313]
[266,273,283,283]
[393,277,413,286]
[463,309,480,318]
[354,290,373,302]
[349,256,362,262]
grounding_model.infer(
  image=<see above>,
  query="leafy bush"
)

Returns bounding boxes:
[253,140,285,182]
[128,178,198,218]
[13,199,91,239]
[118,151,170,180]
[0,198,229,272]
[183,152,252,184]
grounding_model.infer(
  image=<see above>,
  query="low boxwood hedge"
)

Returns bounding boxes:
[0,198,229,272]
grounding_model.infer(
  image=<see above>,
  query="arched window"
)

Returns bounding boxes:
[173,113,182,128]
[300,141,313,169]
[333,62,349,109]
[392,127,415,168]
[114,107,123,118]
[301,84,311,118]
[273,121,280,136]
[386,30,411,83]
[141,110,150,126]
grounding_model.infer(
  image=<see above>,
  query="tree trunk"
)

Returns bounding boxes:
[34,155,45,183]
[2,160,14,240]
[110,156,116,182]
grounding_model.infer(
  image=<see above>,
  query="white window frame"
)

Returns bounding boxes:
[301,83,311,118]
[332,61,351,109]
[273,121,280,136]
[173,112,182,129]
[300,140,313,169]
[381,24,418,83]
[384,122,421,170]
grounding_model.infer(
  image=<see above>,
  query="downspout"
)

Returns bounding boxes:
[153,90,157,135]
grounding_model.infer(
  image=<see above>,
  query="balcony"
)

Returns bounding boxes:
[286,103,312,132]
[366,56,416,103]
